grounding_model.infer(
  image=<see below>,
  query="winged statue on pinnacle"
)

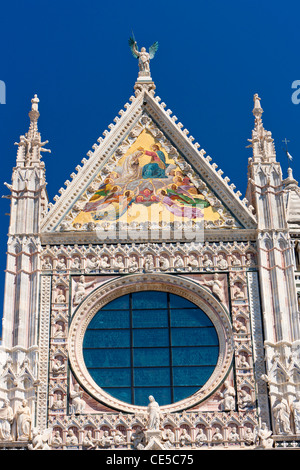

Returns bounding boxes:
[128,35,158,79]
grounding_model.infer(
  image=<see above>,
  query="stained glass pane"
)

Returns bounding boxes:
[82,291,220,407]
[132,309,168,328]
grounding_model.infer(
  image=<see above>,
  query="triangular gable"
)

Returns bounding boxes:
[41,88,256,242]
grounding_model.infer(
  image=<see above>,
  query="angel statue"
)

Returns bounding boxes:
[128,35,158,79]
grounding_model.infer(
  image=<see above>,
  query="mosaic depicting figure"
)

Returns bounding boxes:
[73,135,211,227]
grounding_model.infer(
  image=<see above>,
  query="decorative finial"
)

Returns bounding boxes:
[253,93,263,119]
[31,94,39,111]
[128,34,158,82]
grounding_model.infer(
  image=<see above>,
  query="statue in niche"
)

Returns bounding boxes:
[99,430,114,448]
[113,430,126,446]
[179,428,192,447]
[233,318,247,334]
[70,384,86,415]
[202,254,213,270]
[0,399,13,441]
[128,36,158,78]
[239,388,253,409]
[159,256,170,271]
[233,285,245,300]
[73,275,95,305]
[114,255,125,272]
[245,253,256,267]
[228,426,239,442]
[83,430,97,448]
[238,354,250,369]
[16,399,32,441]
[203,273,224,303]
[174,255,184,271]
[66,429,78,446]
[244,427,255,446]
[52,430,63,447]
[272,398,291,435]
[162,428,175,448]
[291,393,300,434]
[71,257,81,270]
[128,256,139,272]
[86,256,99,271]
[55,289,65,303]
[53,323,64,338]
[144,254,155,272]
[42,257,52,270]
[212,427,223,441]
[51,392,64,410]
[56,257,67,271]
[131,428,145,449]
[51,357,65,375]
[195,428,207,447]
[187,254,198,271]
[231,254,241,267]
[217,254,228,270]
[147,395,160,430]
[99,256,111,270]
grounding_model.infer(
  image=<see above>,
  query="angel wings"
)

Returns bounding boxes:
[128,36,159,77]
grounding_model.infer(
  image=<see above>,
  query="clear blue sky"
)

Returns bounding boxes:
[0,0,299,336]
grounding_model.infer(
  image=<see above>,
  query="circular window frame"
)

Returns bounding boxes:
[68,273,234,414]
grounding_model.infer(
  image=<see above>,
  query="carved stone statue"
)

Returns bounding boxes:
[272,398,291,435]
[219,382,235,411]
[0,399,13,441]
[70,384,86,414]
[28,427,52,450]
[73,275,95,305]
[255,422,273,448]
[203,273,224,303]
[147,395,160,430]
[291,393,300,434]
[16,399,32,441]
[128,36,158,79]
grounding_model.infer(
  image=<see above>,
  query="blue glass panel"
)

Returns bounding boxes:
[88,368,131,387]
[173,366,215,386]
[132,291,167,309]
[134,348,170,367]
[101,295,130,310]
[169,294,195,309]
[170,309,213,327]
[103,387,132,403]
[134,367,171,387]
[83,329,130,348]
[172,346,219,366]
[83,348,131,368]
[173,386,200,402]
[133,328,169,347]
[132,309,168,328]
[88,310,130,329]
[134,387,172,407]
[171,327,218,346]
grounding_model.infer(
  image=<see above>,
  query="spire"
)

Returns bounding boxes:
[14,94,51,166]
[247,93,276,163]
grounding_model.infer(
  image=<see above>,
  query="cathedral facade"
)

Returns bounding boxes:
[0,47,300,450]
